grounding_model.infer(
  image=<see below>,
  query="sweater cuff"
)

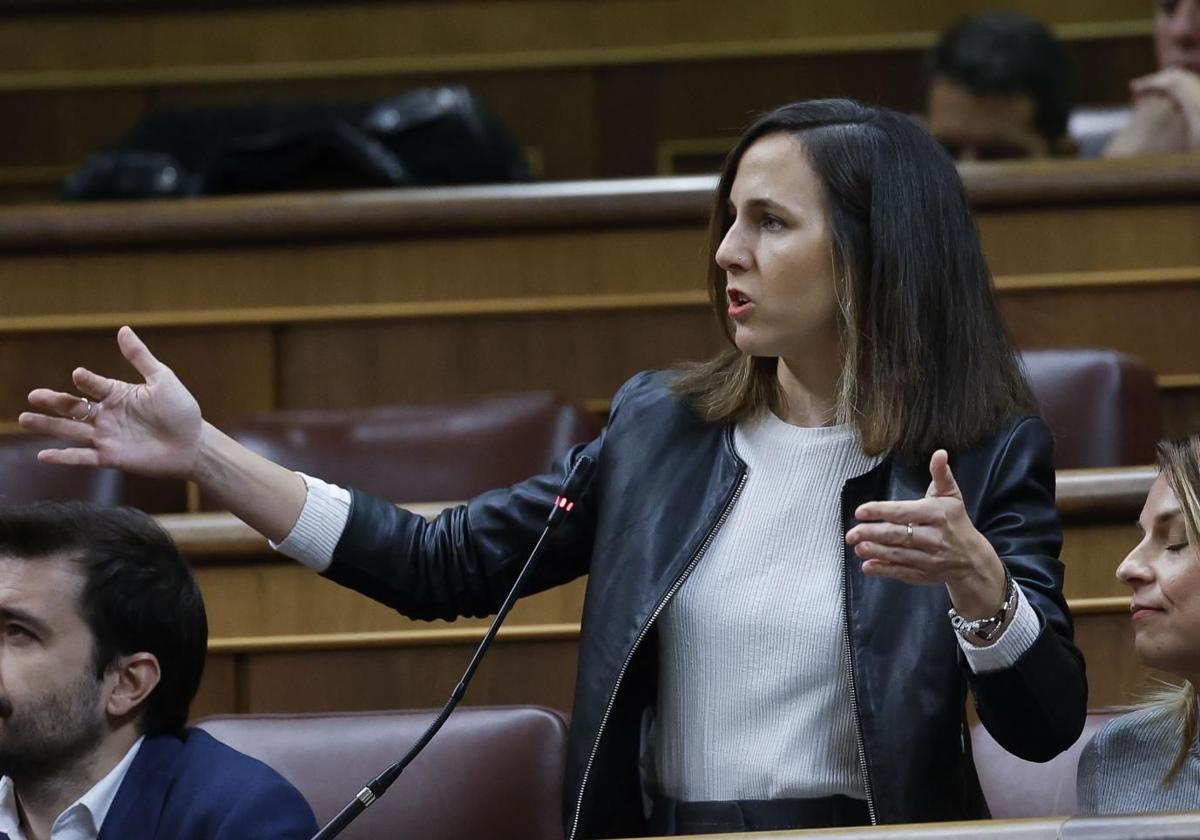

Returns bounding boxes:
[957,583,1040,674]
[270,472,351,573]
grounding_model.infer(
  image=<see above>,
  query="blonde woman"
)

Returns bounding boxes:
[1078,436,1200,812]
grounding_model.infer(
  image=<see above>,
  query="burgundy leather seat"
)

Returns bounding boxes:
[197,706,569,840]
[971,709,1119,818]
[1021,349,1160,470]
[212,392,591,507]
[0,432,187,512]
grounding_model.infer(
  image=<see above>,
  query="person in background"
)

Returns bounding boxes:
[0,502,316,840]
[19,99,1087,838]
[1105,0,1200,156]
[1077,436,1200,813]
[927,11,1075,161]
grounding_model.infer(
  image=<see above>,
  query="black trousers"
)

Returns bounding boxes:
[648,795,871,835]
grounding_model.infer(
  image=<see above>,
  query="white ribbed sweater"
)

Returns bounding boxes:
[653,411,879,802]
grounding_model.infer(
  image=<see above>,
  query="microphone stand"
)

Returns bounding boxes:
[311,455,597,840]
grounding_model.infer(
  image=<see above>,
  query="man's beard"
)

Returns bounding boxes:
[0,667,106,786]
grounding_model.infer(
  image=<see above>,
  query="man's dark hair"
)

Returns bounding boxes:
[0,502,206,738]
[929,11,1073,142]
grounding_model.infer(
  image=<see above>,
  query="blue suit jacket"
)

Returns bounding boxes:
[97,729,317,840]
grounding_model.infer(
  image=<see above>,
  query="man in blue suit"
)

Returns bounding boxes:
[0,502,316,840]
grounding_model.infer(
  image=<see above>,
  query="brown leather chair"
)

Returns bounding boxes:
[197,706,569,840]
[0,432,187,512]
[971,709,1119,818]
[210,392,591,508]
[1021,349,1161,470]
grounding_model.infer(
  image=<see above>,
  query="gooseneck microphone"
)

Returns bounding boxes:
[311,454,597,840]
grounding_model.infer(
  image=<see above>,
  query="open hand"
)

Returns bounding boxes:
[19,326,204,480]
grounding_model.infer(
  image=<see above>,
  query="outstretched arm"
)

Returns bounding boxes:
[20,326,306,543]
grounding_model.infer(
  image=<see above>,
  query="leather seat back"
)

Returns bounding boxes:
[215,392,591,506]
[0,432,186,512]
[198,705,569,840]
[1021,349,1160,469]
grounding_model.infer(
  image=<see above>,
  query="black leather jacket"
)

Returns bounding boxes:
[325,371,1088,839]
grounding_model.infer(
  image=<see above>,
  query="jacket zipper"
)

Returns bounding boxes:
[841,506,878,825]
[567,470,748,840]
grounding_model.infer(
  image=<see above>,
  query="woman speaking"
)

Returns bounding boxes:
[21,99,1086,837]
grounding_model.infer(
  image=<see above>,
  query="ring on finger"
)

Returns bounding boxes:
[70,397,96,423]
[904,522,914,546]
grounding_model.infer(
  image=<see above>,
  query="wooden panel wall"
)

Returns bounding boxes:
[195,561,590,638]
[0,157,1196,440]
[0,0,1157,199]
[0,0,1150,76]
[231,636,579,714]
[4,273,1195,434]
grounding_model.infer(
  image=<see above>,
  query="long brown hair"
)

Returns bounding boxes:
[1141,436,1200,784]
[673,99,1034,461]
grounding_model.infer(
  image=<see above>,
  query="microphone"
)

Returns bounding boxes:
[548,453,597,527]
[311,454,597,840]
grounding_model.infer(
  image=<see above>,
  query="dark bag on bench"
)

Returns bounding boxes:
[64,86,528,200]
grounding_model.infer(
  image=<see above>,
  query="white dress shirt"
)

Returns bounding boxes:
[0,738,143,840]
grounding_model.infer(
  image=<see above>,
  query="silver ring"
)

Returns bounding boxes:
[71,397,95,423]
[905,523,914,545]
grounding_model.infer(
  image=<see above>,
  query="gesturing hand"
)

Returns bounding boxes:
[19,326,204,480]
[845,449,1008,619]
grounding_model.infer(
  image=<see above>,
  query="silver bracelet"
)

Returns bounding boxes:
[948,568,1017,643]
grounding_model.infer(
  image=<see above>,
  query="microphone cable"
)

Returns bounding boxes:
[311,454,597,840]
